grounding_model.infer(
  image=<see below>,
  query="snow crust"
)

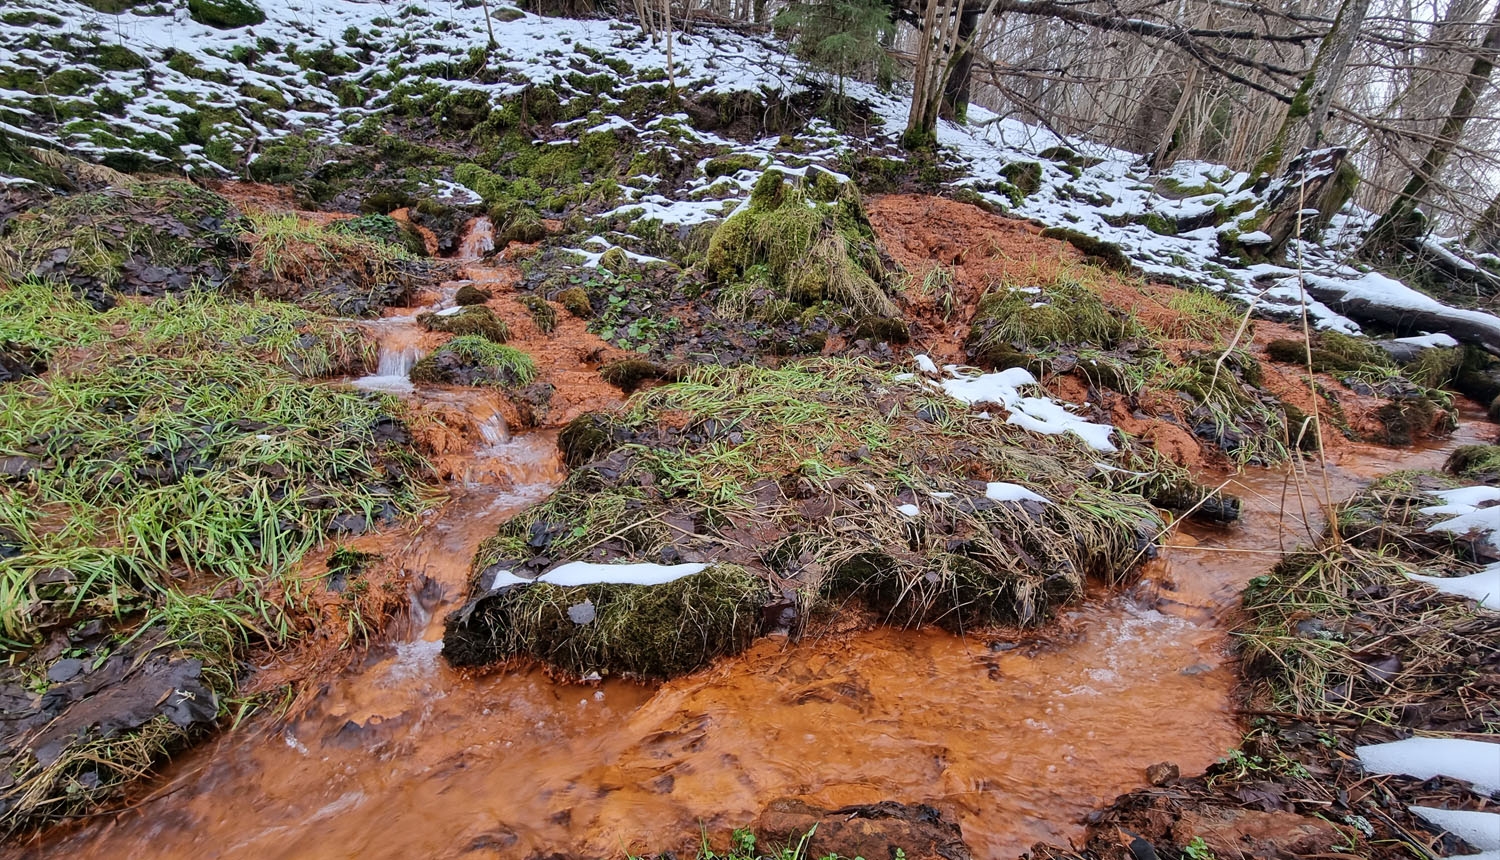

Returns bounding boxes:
[1356,737,1500,795]
[985,482,1050,504]
[486,561,709,590]
[1408,565,1499,607]
[1409,807,1500,858]
[921,357,1118,452]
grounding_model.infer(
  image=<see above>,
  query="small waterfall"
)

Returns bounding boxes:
[353,334,425,394]
[457,216,495,261]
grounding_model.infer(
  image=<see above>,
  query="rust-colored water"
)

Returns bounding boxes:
[21,407,1489,859]
[23,212,1498,858]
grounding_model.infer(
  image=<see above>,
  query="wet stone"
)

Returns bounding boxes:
[45,659,83,684]
[1146,762,1179,786]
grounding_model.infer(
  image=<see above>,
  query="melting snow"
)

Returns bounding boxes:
[985,482,1050,504]
[1409,807,1500,858]
[1408,565,1500,607]
[1356,737,1500,795]
[896,503,921,517]
[922,357,1118,452]
[486,561,709,590]
[1395,333,1460,349]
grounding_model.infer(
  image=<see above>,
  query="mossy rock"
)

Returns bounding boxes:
[599,358,677,393]
[417,306,508,343]
[187,0,265,28]
[442,565,769,679]
[1000,161,1043,197]
[705,170,896,318]
[852,315,911,345]
[704,153,762,179]
[1038,227,1130,271]
[1444,444,1500,480]
[1265,332,1394,376]
[409,336,535,387]
[459,360,1200,654]
[517,295,557,333]
[455,284,491,306]
[599,246,630,275]
[555,286,591,317]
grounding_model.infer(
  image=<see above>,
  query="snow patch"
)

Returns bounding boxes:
[1356,737,1500,795]
[485,561,710,590]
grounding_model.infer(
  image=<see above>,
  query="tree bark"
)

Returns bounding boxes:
[1364,0,1500,255]
[940,4,982,122]
[1248,0,1371,180]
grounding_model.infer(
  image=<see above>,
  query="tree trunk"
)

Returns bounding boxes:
[1247,0,1372,181]
[1468,192,1500,255]
[940,3,982,123]
[1364,0,1500,256]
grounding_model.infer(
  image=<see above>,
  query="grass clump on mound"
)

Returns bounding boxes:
[968,276,1140,357]
[447,359,1216,678]
[1242,474,1498,732]
[417,306,509,343]
[242,212,425,317]
[706,170,897,318]
[1264,331,1394,375]
[444,565,767,679]
[0,180,245,308]
[0,279,428,830]
[410,336,536,387]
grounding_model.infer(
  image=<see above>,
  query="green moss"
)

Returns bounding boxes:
[705,153,763,179]
[188,0,266,28]
[1444,444,1500,479]
[417,306,509,343]
[443,565,768,679]
[1264,333,1394,375]
[1401,345,1463,389]
[852,315,910,344]
[1039,227,1131,271]
[1000,161,1042,197]
[92,44,149,71]
[968,280,1139,353]
[517,294,557,333]
[556,286,591,317]
[599,358,676,392]
[705,170,895,318]
[455,284,492,306]
[409,336,536,387]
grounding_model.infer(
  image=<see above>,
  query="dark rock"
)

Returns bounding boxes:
[1146,761,1180,786]
[45,659,83,684]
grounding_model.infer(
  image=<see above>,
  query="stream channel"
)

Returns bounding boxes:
[21,222,1496,859]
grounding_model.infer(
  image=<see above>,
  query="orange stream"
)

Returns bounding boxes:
[20,216,1496,858]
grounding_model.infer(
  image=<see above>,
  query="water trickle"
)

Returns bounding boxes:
[351,318,426,394]
[457,216,494,261]
[27,398,1494,858]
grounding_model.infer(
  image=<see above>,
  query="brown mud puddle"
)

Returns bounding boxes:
[21,384,1493,859]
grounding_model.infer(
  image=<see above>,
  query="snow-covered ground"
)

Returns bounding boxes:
[2,0,1497,339]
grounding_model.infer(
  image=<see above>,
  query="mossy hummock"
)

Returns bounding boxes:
[445,359,1229,679]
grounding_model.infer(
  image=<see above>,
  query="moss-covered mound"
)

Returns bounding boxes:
[0,180,246,309]
[706,170,897,318]
[446,360,1231,679]
[240,212,427,317]
[417,306,509,343]
[410,335,536,387]
[0,279,425,832]
[444,565,767,679]
[968,278,1140,358]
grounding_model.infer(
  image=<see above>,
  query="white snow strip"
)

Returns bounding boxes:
[1395,333,1460,349]
[1422,486,1500,515]
[1408,565,1499,607]
[1409,807,1500,854]
[926,358,1118,452]
[913,354,938,374]
[896,503,921,517]
[985,482,1050,504]
[486,561,710,589]
[1356,738,1500,795]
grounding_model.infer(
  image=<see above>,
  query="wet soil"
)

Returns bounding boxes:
[17,403,1493,859]
[868,194,1450,469]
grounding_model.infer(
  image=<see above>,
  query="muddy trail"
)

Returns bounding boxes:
[15,210,1494,858]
